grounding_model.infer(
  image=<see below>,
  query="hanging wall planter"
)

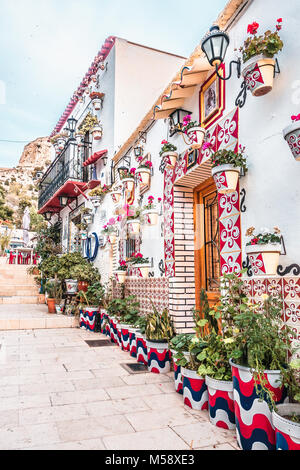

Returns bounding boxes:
[230,360,287,450]
[246,243,281,275]
[161,151,178,169]
[143,209,159,226]
[242,55,276,97]
[135,167,151,185]
[108,233,117,245]
[90,196,102,207]
[181,368,208,411]
[212,164,241,194]
[272,404,300,450]
[146,340,171,374]
[186,126,206,149]
[283,116,300,161]
[115,270,126,284]
[126,219,140,235]
[91,125,103,141]
[121,177,135,193]
[205,376,235,430]
[110,190,122,204]
[134,263,150,279]
[90,92,105,111]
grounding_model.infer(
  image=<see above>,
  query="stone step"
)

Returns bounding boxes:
[0,316,78,330]
[0,295,40,304]
[0,288,39,296]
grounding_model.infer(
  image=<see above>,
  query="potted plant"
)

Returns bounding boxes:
[45,280,61,314]
[181,115,206,150]
[81,207,93,225]
[91,123,103,141]
[135,159,152,185]
[129,252,150,278]
[272,359,300,450]
[169,333,195,395]
[240,19,283,97]
[283,114,300,161]
[102,218,118,245]
[110,186,122,204]
[245,226,282,275]
[210,144,248,194]
[114,260,127,284]
[145,303,174,374]
[159,140,178,168]
[107,295,140,351]
[134,315,148,366]
[119,168,136,192]
[78,281,105,332]
[142,196,161,226]
[69,262,99,293]
[89,185,110,207]
[227,273,297,450]
[89,91,104,111]
[78,113,99,135]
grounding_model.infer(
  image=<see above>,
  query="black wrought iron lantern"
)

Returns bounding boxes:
[66,117,78,140]
[201,25,230,67]
[59,195,69,207]
[169,109,191,136]
[117,165,129,177]
[134,145,143,158]
[44,211,53,221]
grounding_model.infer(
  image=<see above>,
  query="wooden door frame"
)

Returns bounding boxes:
[194,177,220,311]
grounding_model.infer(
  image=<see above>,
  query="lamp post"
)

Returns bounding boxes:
[66,117,78,141]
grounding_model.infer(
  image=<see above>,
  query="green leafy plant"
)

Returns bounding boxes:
[69,263,100,283]
[245,226,281,246]
[145,303,174,342]
[78,113,99,135]
[45,280,62,300]
[210,147,248,173]
[78,281,105,307]
[159,140,177,157]
[134,315,147,334]
[107,295,140,324]
[240,19,283,63]
[89,185,110,198]
[128,252,150,265]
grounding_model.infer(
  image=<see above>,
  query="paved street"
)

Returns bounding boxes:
[0,326,239,450]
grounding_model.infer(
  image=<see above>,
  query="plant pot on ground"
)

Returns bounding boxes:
[245,226,282,275]
[107,295,140,351]
[169,333,195,396]
[45,280,62,314]
[78,281,105,332]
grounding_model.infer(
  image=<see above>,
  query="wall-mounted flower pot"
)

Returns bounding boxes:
[91,99,102,111]
[161,151,178,169]
[47,298,56,314]
[230,360,287,450]
[90,196,102,207]
[242,55,276,97]
[146,340,171,374]
[126,220,140,235]
[135,331,148,366]
[83,215,93,225]
[135,168,151,185]
[110,191,122,204]
[115,270,126,284]
[57,138,66,150]
[128,327,138,358]
[212,164,240,194]
[121,178,135,192]
[187,126,206,149]
[91,125,103,141]
[283,122,300,161]
[170,349,183,395]
[134,264,150,279]
[245,243,281,276]
[65,279,78,294]
[108,233,117,245]
[205,376,235,430]
[143,209,159,226]
[181,368,208,411]
[272,404,300,450]
[119,324,130,351]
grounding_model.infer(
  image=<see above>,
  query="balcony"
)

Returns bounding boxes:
[38,140,98,214]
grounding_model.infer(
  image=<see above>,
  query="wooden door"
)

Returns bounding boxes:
[194,178,220,311]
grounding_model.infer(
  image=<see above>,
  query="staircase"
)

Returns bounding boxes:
[0,262,39,304]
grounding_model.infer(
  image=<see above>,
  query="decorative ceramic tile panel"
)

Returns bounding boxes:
[163,168,175,277]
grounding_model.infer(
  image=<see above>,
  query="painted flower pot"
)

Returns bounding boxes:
[205,376,235,430]
[181,368,208,411]
[122,178,135,192]
[161,151,178,169]
[65,279,78,294]
[116,324,122,348]
[100,309,107,334]
[126,220,140,235]
[105,314,111,337]
[272,404,300,450]
[135,331,148,365]
[283,121,300,161]
[92,125,103,140]
[170,349,183,395]
[133,264,150,279]
[230,360,287,450]
[242,55,276,97]
[135,168,151,185]
[91,98,102,111]
[110,191,122,204]
[187,126,206,149]
[83,306,100,332]
[246,243,281,276]
[109,316,119,344]
[119,324,130,351]
[212,164,240,194]
[143,209,159,226]
[146,340,171,374]
[128,327,138,358]
[57,138,66,150]
[90,196,102,207]
[115,270,126,284]
[83,215,93,225]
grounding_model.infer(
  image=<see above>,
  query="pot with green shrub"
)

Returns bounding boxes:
[145,303,174,374]
[45,280,61,314]
[245,226,282,276]
[107,295,140,351]
[134,315,148,365]
[78,281,105,332]
[169,333,194,395]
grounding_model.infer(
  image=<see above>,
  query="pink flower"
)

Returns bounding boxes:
[202,142,211,151]
[277,18,282,23]
[158,198,162,203]
[247,21,259,35]
[183,115,191,125]
[108,218,116,225]
[291,114,300,122]
[135,252,143,258]
[148,195,154,201]
[119,260,127,266]
[117,215,122,222]
[145,160,152,168]
[130,167,136,175]
[161,140,168,145]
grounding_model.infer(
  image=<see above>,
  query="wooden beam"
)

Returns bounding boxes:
[161,98,185,111]
[181,71,208,86]
[168,86,196,100]
[188,57,213,74]
[154,109,176,120]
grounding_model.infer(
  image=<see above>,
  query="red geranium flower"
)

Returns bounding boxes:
[277,18,282,23]
[251,238,258,245]
[247,21,259,35]
[161,140,168,145]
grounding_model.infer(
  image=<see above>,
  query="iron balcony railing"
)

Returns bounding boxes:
[38,140,92,210]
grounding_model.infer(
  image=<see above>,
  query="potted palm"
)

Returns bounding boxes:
[78,281,105,332]
[145,303,174,374]
[135,159,152,185]
[240,19,283,97]
[129,252,151,278]
[245,226,282,275]
[142,196,160,226]
[159,140,178,168]
[210,145,248,194]
[181,115,206,150]
[283,114,300,161]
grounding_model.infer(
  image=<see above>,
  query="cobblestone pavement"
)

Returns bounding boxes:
[0,327,239,450]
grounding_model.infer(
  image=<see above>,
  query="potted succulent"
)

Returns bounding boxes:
[181,115,206,150]
[78,281,105,332]
[245,226,282,275]
[272,360,300,450]
[169,333,195,395]
[226,273,297,450]
[283,114,300,161]
[45,280,61,314]
[240,19,283,97]
[89,91,104,111]
[135,158,152,185]
[159,140,178,168]
[145,304,174,374]
[114,260,127,284]
[129,252,150,278]
[142,196,161,226]
[209,144,247,194]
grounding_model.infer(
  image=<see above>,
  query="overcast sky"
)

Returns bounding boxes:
[0,0,227,168]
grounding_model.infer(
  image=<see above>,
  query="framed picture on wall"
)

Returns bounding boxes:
[186,148,198,171]
[199,65,225,129]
